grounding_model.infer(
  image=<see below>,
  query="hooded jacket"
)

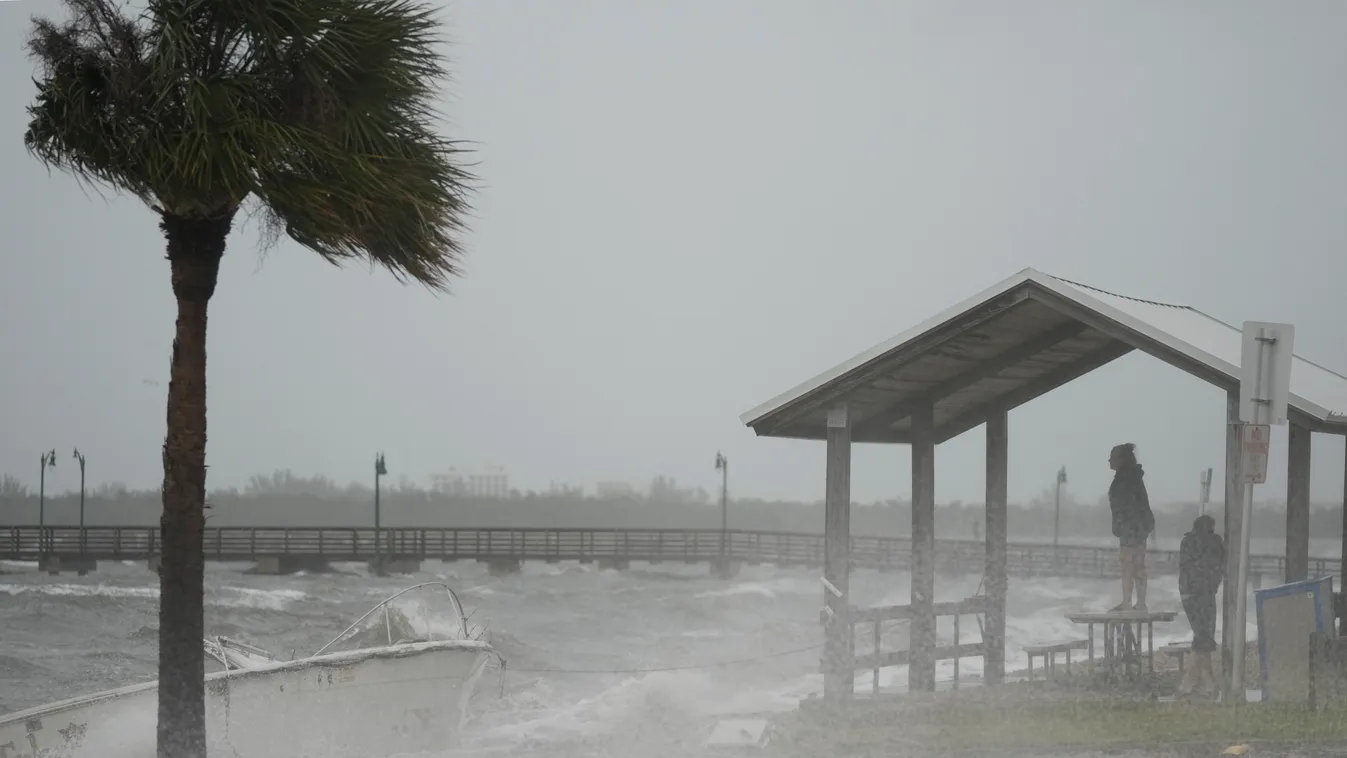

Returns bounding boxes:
[1179,526,1225,596]
[1108,463,1154,544]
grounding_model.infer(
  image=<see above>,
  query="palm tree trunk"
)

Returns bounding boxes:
[157,212,232,758]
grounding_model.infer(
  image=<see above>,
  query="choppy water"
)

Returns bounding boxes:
[0,548,1291,757]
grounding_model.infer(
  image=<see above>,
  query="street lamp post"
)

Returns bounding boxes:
[38,449,56,530]
[374,453,387,573]
[1198,467,1213,517]
[1053,466,1067,557]
[714,452,728,572]
[72,449,87,530]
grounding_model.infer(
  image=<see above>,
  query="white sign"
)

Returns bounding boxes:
[820,576,843,597]
[1239,423,1271,484]
[1239,321,1295,425]
[826,404,849,429]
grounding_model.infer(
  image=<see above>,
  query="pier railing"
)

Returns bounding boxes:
[0,525,1329,579]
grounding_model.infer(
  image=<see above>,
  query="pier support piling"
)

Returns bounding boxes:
[369,557,421,575]
[711,558,741,579]
[483,558,523,576]
[248,556,334,575]
[37,555,97,576]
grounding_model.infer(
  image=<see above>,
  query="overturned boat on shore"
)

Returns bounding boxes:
[0,582,503,758]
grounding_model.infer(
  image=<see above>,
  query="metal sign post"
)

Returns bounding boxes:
[1230,321,1294,699]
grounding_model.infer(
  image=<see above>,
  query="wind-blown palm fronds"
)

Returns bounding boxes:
[24,1,472,756]
[27,0,473,287]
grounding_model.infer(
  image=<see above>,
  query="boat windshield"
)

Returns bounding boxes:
[204,636,279,672]
[313,582,472,657]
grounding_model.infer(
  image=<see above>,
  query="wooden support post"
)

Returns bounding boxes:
[953,612,961,689]
[1222,390,1246,698]
[1342,441,1347,636]
[872,620,881,695]
[910,402,937,692]
[1286,423,1311,584]
[984,408,1009,686]
[823,403,854,704]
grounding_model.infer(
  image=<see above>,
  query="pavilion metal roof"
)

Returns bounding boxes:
[741,268,1347,443]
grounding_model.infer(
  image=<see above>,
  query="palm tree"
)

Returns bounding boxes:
[24,1,472,756]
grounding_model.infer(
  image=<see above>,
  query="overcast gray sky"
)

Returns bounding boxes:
[2,1,1346,509]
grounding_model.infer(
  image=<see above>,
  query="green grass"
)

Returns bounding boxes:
[839,700,1347,751]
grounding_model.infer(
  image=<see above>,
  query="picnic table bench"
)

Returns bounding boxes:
[1159,642,1193,678]
[1024,638,1089,681]
[1065,610,1178,683]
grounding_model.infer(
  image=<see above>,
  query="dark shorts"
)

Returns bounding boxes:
[1119,536,1148,549]
[1182,593,1218,653]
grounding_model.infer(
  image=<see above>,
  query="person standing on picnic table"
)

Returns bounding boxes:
[1178,513,1224,696]
[1108,443,1154,612]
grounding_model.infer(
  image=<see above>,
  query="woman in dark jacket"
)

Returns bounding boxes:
[1178,514,1224,696]
[1108,443,1154,611]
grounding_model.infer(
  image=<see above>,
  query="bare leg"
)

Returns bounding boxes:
[1134,550,1148,611]
[1177,648,1196,695]
[1195,652,1216,695]
[1115,546,1134,611]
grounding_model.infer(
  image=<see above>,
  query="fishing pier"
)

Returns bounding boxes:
[2,524,1326,579]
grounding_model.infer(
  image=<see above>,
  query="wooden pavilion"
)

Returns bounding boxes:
[739,268,1347,701]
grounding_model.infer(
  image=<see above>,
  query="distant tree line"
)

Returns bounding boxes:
[0,468,1339,543]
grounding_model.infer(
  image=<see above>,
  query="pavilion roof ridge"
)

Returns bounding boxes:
[1043,272,1195,312]
[1044,271,1347,413]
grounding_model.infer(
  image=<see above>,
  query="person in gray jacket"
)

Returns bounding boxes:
[1178,514,1225,696]
[1108,443,1154,611]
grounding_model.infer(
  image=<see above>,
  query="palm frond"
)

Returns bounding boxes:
[26,0,474,289]
[25,0,158,204]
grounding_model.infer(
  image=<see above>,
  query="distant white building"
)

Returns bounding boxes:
[594,481,637,499]
[548,481,585,498]
[648,475,710,504]
[430,469,464,496]
[430,466,510,499]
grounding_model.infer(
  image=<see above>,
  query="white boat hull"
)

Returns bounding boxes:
[0,640,494,758]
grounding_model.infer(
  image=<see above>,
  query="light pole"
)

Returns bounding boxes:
[38,449,56,530]
[1198,467,1213,517]
[72,449,87,530]
[374,453,387,573]
[1053,466,1067,554]
[714,452,728,570]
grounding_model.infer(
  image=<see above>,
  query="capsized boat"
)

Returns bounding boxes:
[0,582,504,758]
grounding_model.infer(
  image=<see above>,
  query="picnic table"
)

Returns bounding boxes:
[1065,609,1178,682]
